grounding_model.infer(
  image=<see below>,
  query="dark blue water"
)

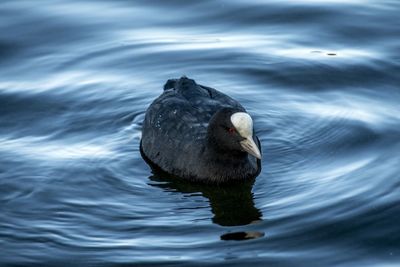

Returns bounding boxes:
[1,1,400,266]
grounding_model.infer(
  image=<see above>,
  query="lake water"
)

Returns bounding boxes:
[1,1,399,266]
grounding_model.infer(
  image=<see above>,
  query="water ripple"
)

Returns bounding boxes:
[1,0,400,266]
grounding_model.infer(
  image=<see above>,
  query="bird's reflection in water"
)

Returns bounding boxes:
[147,167,265,241]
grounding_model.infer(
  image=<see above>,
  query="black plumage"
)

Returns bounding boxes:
[140,77,261,184]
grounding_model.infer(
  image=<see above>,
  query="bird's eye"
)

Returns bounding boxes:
[228,127,236,134]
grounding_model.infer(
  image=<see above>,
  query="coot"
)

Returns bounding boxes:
[140,77,262,184]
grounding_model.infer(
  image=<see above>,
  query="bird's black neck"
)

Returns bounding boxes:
[205,135,248,162]
[201,141,257,183]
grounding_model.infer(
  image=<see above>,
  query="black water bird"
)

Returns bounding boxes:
[140,77,262,184]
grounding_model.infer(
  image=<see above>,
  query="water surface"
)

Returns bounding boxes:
[1,0,400,266]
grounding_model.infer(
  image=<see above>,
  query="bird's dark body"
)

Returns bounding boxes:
[140,77,261,184]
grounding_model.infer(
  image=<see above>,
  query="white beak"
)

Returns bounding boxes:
[240,136,262,159]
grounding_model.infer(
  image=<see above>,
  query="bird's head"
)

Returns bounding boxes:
[207,108,262,159]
